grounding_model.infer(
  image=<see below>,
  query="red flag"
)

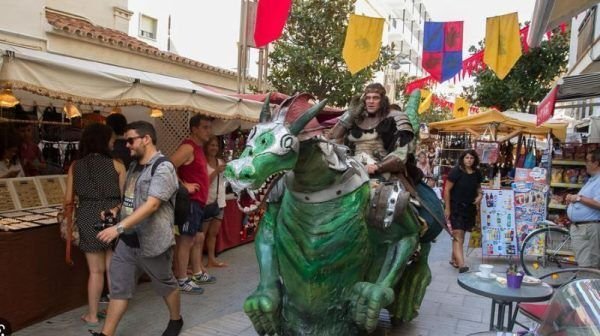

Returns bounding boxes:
[536,86,558,126]
[253,0,292,48]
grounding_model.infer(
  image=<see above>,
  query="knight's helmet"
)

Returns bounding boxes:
[264,93,327,141]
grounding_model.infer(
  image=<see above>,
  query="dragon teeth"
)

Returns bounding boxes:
[248,189,257,201]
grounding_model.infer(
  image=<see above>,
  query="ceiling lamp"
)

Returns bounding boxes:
[149,108,163,118]
[110,106,122,114]
[0,87,19,108]
[63,101,81,119]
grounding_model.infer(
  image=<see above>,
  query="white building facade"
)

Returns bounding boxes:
[355,0,430,101]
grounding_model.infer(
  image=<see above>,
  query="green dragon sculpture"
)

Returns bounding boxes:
[225,92,444,335]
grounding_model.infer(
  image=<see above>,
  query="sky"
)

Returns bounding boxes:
[169,1,537,83]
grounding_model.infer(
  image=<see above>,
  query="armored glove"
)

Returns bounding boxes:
[340,95,365,129]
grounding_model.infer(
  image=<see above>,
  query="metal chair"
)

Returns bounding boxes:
[511,268,600,331]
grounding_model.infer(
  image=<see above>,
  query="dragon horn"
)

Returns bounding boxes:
[259,93,272,123]
[289,99,328,136]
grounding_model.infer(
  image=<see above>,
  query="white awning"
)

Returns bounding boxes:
[0,44,262,122]
[528,0,599,47]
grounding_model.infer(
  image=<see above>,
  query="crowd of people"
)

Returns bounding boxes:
[2,82,598,336]
[37,113,229,336]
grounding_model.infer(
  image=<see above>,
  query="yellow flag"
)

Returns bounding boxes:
[484,12,522,80]
[418,89,432,114]
[453,97,470,118]
[342,14,385,75]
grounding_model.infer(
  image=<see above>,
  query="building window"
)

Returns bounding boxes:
[139,14,157,40]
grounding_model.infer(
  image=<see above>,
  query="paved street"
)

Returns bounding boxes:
[15,233,530,336]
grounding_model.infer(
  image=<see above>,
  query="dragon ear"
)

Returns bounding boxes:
[289,99,327,136]
[259,93,272,123]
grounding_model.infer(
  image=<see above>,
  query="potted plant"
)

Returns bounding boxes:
[506,257,524,288]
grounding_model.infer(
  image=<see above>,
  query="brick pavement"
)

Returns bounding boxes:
[15,233,531,336]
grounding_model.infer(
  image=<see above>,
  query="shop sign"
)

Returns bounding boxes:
[536,86,558,126]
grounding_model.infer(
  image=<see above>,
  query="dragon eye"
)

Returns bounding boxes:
[261,138,267,145]
[281,134,294,149]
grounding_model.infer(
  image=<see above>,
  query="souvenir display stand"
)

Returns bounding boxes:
[0,175,88,331]
[215,129,257,253]
[429,110,568,257]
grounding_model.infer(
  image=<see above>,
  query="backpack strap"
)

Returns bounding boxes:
[151,156,172,176]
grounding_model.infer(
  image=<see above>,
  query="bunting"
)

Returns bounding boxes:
[453,97,470,118]
[405,25,533,93]
[422,21,463,83]
[418,89,433,114]
[253,0,293,48]
[484,12,522,80]
[342,14,385,74]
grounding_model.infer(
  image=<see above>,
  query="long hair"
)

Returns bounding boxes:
[360,83,390,119]
[457,149,480,171]
[204,135,223,159]
[79,123,113,157]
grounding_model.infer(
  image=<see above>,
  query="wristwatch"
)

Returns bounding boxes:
[116,223,125,235]
[576,195,582,203]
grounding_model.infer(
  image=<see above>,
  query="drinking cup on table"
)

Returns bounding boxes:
[479,264,494,277]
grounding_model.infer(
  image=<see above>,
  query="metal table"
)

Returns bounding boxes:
[457,272,554,332]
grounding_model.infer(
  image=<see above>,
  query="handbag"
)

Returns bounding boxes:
[58,202,79,265]
[203,174,221,220]
[523,137,537,169]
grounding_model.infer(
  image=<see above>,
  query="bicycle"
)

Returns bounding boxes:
[519,220,579,287]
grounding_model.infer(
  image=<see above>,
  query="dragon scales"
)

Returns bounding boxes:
[225,92,444,335]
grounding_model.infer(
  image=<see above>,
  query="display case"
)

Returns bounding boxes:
[0,175,65,231]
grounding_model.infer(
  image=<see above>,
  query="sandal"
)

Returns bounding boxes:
[449,260,459,269]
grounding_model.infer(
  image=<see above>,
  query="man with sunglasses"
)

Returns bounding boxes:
[170,114,216,295]
[93,121,182,336]
[565,149,600,269]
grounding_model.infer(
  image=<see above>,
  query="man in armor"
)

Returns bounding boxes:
[328,83,423,187]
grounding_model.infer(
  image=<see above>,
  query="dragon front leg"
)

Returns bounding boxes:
[243,203,282,336]
[351,206,419,332]
[389,242,433,325]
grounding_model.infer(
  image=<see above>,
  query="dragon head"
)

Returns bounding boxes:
[225,93,327,213]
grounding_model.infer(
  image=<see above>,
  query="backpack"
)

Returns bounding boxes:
[151,157,190,227]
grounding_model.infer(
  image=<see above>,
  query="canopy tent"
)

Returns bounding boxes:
[0,43,263,122]
[428,110,568,141]
[528,0,598,47]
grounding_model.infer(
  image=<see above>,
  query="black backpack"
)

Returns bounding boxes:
[151,157,190,227]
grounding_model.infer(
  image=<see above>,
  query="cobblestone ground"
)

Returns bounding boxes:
[15,233,533,336]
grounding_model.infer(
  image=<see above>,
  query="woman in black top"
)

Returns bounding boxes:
[444,149,483,273]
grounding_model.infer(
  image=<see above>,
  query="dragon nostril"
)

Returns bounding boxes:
[248,149,253,156]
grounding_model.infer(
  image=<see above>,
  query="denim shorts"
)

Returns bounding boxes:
[177,201,204,236]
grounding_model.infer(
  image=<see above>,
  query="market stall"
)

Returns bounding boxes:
[0,42,270,331]
[429,110,569,257]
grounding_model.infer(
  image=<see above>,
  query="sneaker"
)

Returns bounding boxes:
[161,317,183,336]
[192,272,217,285]
[179,279,204,295]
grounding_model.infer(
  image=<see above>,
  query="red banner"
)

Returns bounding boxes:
[536,86,558,126]
[253,0,292,48]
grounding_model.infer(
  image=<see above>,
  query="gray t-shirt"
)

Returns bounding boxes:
[121,152,177,257]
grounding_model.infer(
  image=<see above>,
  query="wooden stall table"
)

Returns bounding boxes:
[0,224,88,332]
[215,199,255,253]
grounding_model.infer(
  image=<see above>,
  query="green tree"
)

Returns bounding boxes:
[462,28,570,112]
[267,0,395,107]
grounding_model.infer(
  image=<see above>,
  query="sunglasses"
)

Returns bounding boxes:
[126,135,144,145]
